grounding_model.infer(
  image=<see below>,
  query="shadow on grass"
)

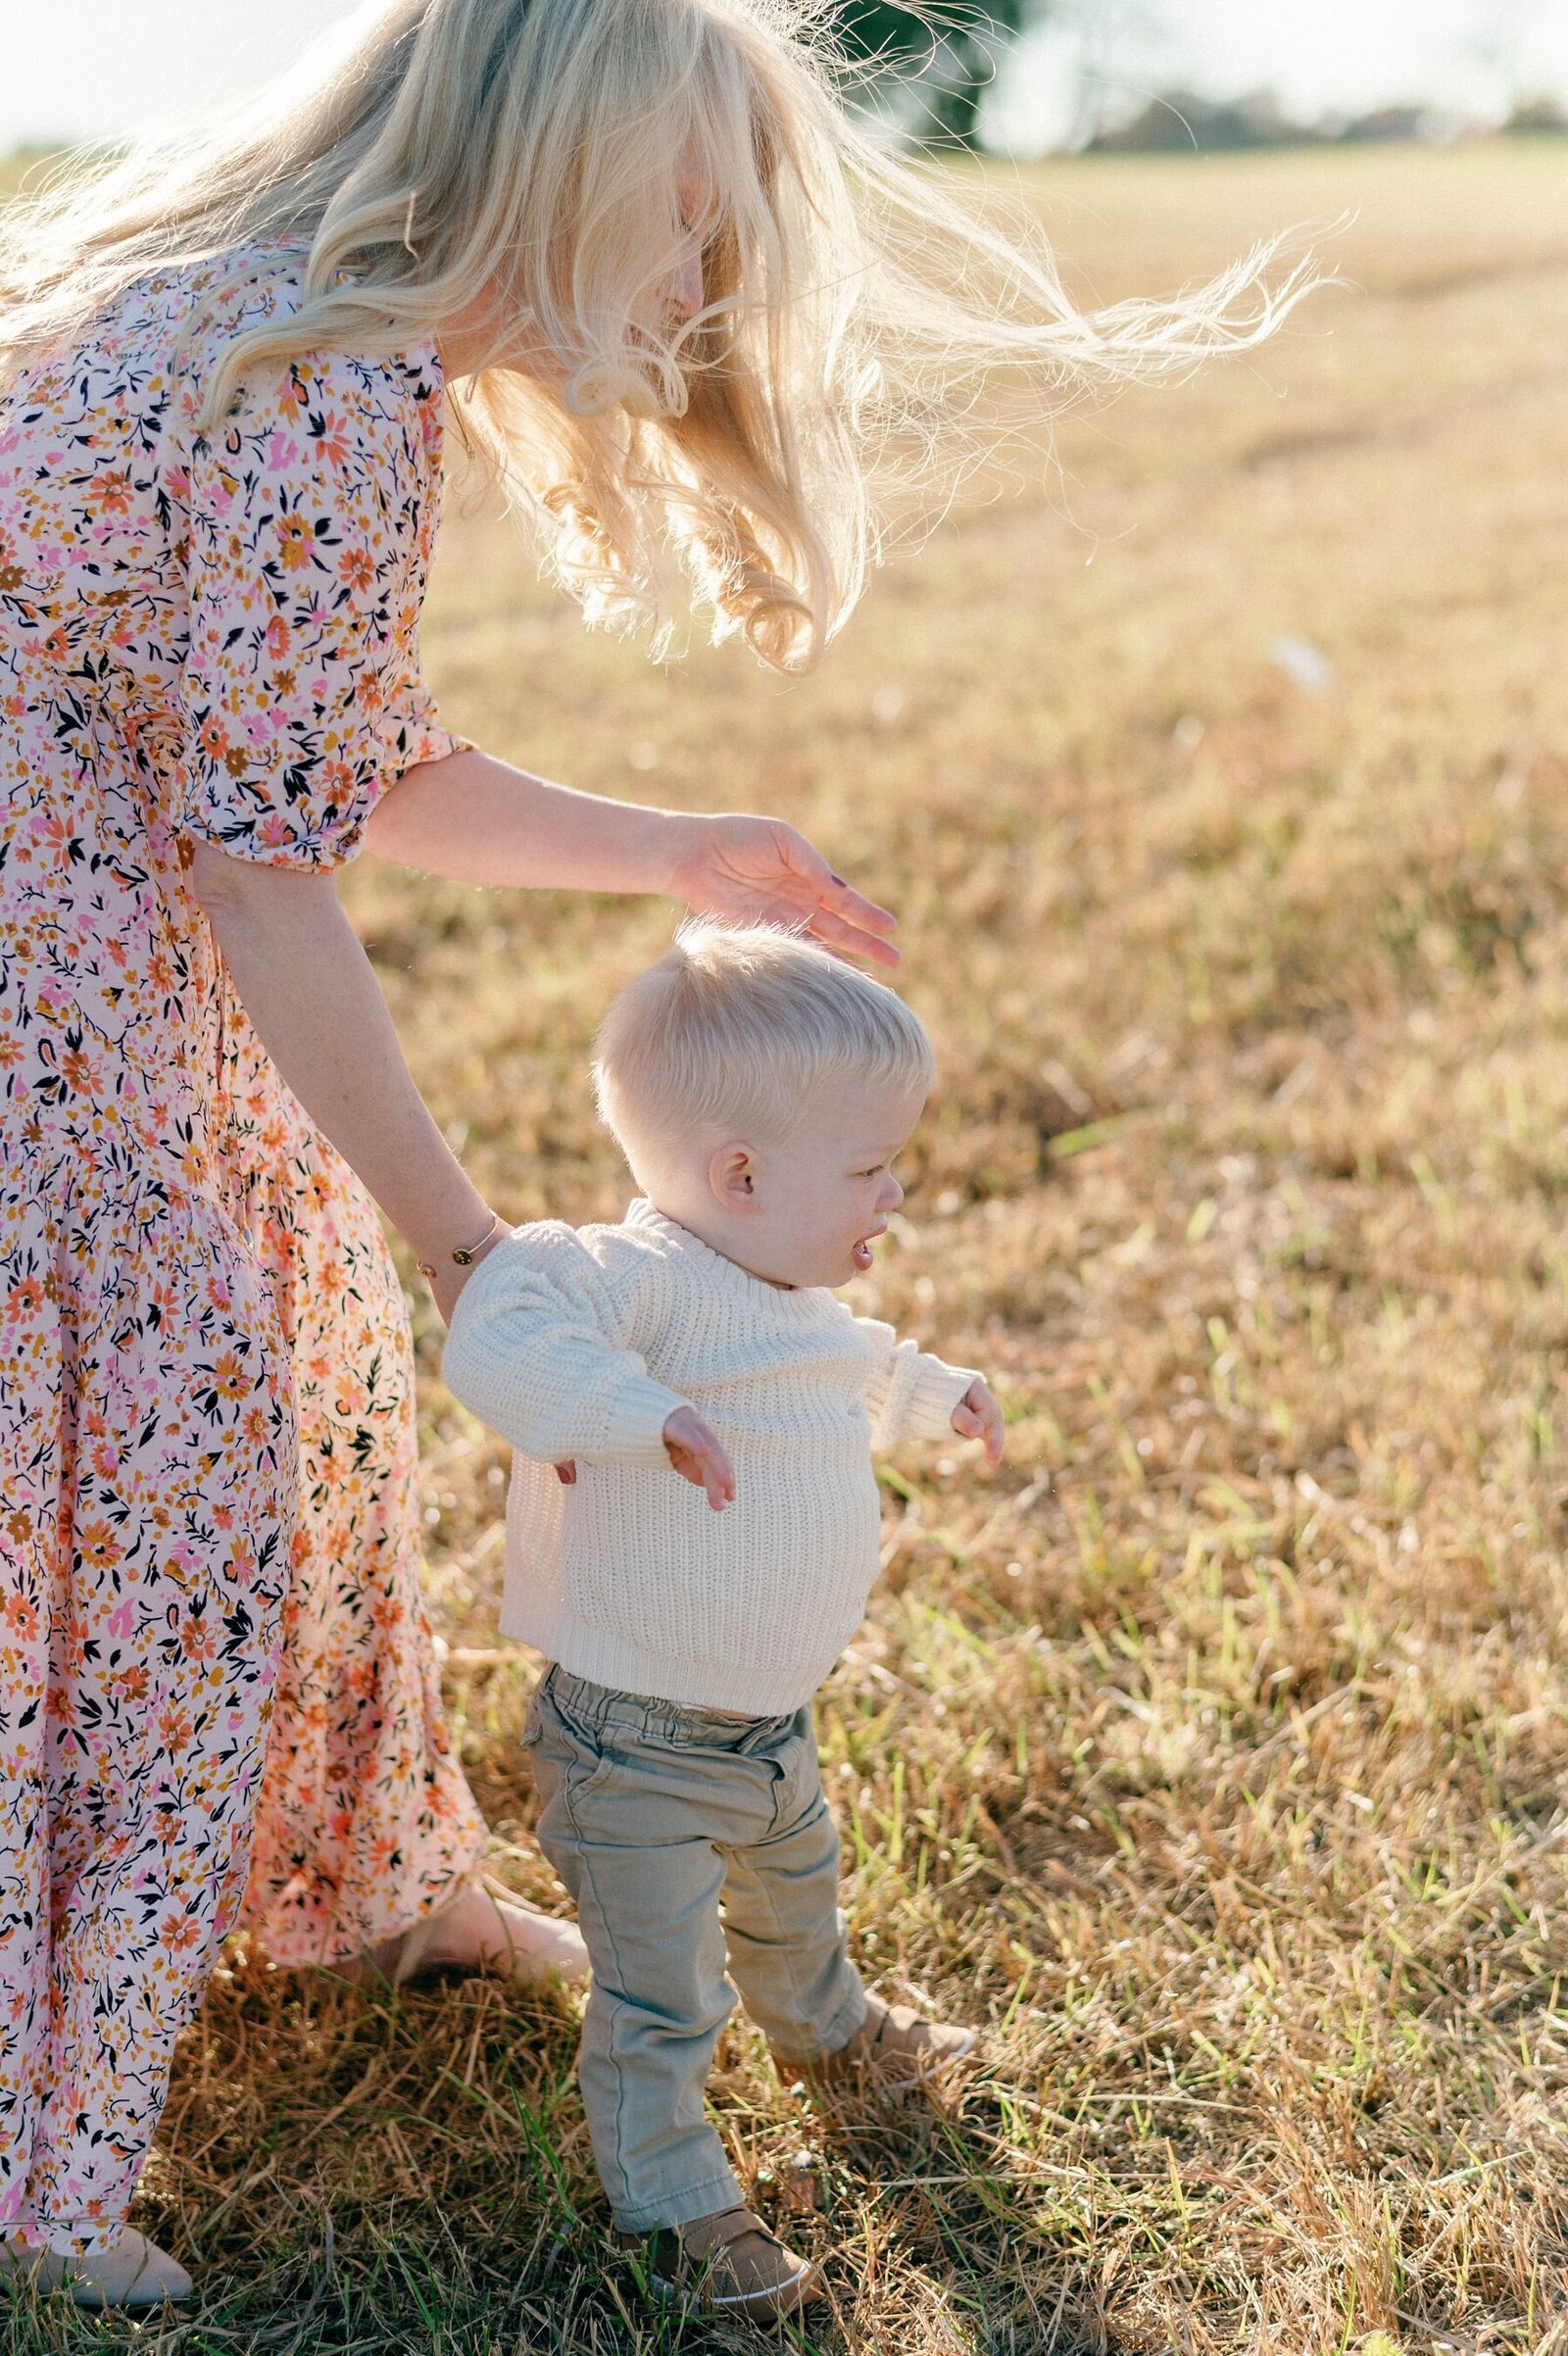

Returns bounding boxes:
[0,1961,1105,2356]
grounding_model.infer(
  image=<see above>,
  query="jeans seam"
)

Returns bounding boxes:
[727,1754,856,2055]
[559,1724,640,2220]
[751,1833,809,2036]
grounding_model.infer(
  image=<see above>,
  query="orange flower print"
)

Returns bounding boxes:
[85,468,134,520]
[311,413,354,470]
[0,1591,39,1641]
[0,249,483,2258]
[60,1046,98,1098]
[209,1350,251,1400]
[275,514,318,572]
[180,1614,217,1665]
[74,1522,123,1573]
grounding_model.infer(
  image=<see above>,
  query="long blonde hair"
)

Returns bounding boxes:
[0,0,1317,669]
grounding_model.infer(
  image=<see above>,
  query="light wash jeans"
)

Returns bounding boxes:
[523,1664,868,2233]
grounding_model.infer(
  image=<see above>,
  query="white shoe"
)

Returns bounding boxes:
[2,2229,192,2309]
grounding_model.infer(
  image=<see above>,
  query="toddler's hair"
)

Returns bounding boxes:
[593,918,933,1150]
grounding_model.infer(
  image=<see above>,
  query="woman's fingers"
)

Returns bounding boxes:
[681,817,900,968]
[795,854,900,966]
[805,898,903,969]
[801,860,900,966]
[824,871,899,940]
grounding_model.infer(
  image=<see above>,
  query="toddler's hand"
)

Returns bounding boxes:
[662,1405,736,1511]
[952,1378,1004,1466]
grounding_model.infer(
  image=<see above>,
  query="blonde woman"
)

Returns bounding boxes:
[0,0,1311,2309]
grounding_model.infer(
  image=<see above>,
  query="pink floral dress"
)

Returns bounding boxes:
[0,249,487,2256]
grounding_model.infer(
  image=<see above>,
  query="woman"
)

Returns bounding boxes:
[0,0,1311,2306]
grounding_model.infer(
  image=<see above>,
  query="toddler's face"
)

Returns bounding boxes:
[709,1075,926,1291]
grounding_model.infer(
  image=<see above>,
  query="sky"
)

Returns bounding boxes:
[6,0,1568,155]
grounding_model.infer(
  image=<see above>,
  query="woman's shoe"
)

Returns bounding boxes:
[350,1873,590,1988]
[1,2230,192,2309]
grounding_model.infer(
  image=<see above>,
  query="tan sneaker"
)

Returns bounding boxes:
[772,1992,978,2088]
[642,2204,821,2321]
[1,2229,192,2309]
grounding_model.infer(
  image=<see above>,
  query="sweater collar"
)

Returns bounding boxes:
[623,1198,833,1312]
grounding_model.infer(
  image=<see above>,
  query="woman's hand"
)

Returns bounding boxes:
[368,757,898,969]
[664,814,900,968]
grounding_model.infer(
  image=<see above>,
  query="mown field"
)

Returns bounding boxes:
[16,138,1568,2356]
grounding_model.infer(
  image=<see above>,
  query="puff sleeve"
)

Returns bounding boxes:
[174,343,461,870]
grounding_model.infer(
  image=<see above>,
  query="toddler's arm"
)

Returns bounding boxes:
[856,1318,1003,1462]
[443,1223,692,1470]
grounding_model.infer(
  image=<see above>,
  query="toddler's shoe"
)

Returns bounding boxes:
[772,1992,977,2090]
[1,2230,192,2309]
[640,2204,821,2322]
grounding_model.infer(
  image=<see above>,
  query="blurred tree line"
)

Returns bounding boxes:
[826,0,1171,147]
[829,0,1568,152]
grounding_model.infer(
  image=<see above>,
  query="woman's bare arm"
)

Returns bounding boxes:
[363,747,900,966]
[364,748,701,894]
[189,842,494,1322]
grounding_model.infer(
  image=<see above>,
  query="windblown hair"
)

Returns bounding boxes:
[0,0,1319,668]
[593,916,934,1148]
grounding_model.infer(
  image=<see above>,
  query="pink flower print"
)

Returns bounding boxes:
[0,267,477,2237]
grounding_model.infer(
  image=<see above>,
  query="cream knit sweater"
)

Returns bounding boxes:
[442,1200,979,1714]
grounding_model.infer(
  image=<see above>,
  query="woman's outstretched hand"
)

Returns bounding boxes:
[368,755,898,966]
[667,814,899,968]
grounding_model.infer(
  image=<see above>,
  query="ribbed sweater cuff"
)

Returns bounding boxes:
[901,1358,982,1444]
[595,1374,689,1466]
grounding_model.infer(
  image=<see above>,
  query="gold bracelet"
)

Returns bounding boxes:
[417,1212,505,1283]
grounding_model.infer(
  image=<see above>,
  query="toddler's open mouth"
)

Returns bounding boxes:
[852,1225,886,1272]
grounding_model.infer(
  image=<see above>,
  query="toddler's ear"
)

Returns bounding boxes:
[708,1141,759,1213]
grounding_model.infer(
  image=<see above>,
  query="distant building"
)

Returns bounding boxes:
[1089,87,1313,153]
[1504,95,1568,134]
[1087,87,1490,154]
[1339,103,1440,143]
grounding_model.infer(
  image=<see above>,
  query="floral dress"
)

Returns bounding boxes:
[0,249,487,2256]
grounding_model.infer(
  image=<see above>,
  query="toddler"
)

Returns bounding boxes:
[443,919,1004,2321]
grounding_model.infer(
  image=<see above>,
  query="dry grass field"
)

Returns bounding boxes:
[12,137,1568,2355]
